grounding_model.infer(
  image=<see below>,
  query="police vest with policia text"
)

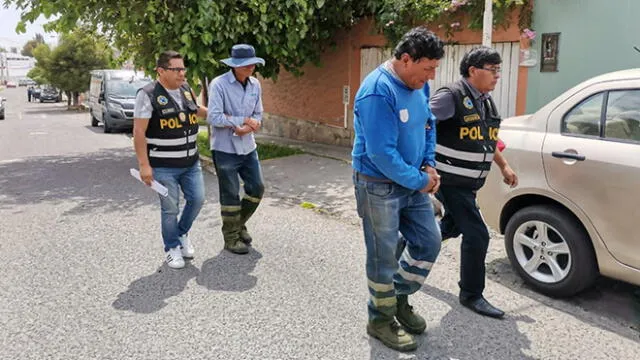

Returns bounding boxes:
[435,80,501,190]
[141,82,200,168]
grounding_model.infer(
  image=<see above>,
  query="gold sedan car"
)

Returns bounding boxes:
[478,69,640,297]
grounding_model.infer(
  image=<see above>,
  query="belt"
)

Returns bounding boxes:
[354,171,394,183]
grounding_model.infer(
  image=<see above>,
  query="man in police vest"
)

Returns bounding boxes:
[133,50,208,269]
[430,46,518,318]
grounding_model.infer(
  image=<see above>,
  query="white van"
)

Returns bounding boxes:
[88,70,151,133]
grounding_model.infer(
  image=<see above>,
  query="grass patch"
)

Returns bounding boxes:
[197,131,304,160]
[300,201,317,209]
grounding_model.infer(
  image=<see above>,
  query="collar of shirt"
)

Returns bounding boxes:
[383,60,403,82]
[224,70,257,85]
[462,78,490,102]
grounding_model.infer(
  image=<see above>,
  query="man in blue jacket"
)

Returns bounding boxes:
[352,27,444,352]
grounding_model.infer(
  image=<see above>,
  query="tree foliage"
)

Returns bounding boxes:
[25,28,111,105]
[21,33,45,57]
[26,43,51,83]
[5,0,379,90]
[376,0,532,45]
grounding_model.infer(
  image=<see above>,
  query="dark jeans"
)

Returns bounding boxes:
[213,150,265,240]
[213,150,264,206]
[435,185,490,300]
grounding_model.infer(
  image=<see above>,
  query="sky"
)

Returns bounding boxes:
[0,4,58,51]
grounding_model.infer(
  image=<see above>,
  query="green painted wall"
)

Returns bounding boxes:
[525,0,640,113]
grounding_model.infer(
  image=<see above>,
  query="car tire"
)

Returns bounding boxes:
[91,113,99,127]
[504,204,598,298]
[103,115,113,133]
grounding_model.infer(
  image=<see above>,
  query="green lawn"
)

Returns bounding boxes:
[196,131,304,160]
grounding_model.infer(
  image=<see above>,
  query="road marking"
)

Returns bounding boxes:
[29,131,48,135]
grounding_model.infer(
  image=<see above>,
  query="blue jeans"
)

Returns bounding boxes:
[354,173,441,323]
[153,161,205,252]
[213,150,264,240]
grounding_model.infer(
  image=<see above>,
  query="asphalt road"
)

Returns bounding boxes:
[1,86,639,359]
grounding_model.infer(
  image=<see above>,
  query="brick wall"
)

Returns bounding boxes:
[260,13,527,145]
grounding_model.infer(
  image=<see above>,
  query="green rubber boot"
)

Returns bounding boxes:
[366,320,417,352]
[222,214,248,254]
[396,295,426,334]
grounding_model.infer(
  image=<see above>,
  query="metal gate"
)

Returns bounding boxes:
[360,42,520,117]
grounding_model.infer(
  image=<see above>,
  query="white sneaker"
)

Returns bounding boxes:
[166,247,185,269]
[179,235,195,259]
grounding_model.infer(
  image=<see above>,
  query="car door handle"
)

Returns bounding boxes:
[552,151,586,161]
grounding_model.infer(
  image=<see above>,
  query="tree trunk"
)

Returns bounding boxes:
[73,92,79,106]
[66,91,72,107]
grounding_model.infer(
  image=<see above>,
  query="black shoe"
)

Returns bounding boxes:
[459,296,505,319]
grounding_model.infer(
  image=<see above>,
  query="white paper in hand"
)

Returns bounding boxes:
[130,168,169,197]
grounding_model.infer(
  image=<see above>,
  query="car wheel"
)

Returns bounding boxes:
[103,115,113,133]
[504,205,598,298]
[91,113,99,127]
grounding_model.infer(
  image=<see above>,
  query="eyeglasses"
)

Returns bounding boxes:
[479,67,501,75]
[163,67,187,73]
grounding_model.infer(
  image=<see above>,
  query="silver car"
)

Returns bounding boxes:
[478,69,640,297]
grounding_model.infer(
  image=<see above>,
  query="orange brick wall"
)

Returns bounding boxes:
[262,12,528,127]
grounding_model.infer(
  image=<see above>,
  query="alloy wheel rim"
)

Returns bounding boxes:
[513,220,572,284]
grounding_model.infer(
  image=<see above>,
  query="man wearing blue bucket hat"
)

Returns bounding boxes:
[207,44,266,254]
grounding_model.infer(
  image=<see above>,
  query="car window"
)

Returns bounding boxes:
[562,93,604,136]
[604,90,640,142]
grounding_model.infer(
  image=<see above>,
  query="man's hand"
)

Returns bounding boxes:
[234,125,253,136]
[501,165,518,187]
[425,166,441,194]
[244,117,261,132]
[139,164,153,186]
[420,167,440,194]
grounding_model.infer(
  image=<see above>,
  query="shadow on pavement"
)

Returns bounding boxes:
[23,106,70,115]
[83,125,131,134]
[0,148,156,215]
[487,256,640,341]
[112,262,200,313]
[417,284,535,360]
[196,248,263,292]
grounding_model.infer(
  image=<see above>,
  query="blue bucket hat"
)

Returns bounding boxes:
[220,44,265,67]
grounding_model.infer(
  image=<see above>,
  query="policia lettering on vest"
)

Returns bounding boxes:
[132,50,208,270]
[430,46,518,319]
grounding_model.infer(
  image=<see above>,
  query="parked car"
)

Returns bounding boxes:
[478,68,640,298]
[40,88,62,102]
[0,97,5,120]
[6,81,17,88]
[88,69,151,133]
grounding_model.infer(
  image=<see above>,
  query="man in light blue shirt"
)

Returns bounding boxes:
[207,44,265,255]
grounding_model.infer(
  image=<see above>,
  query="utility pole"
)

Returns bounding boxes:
[482,0,493,47]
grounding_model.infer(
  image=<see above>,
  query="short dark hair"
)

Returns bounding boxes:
[393,27,445,61]
[156,50,183,69]
[459,46,502,77]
